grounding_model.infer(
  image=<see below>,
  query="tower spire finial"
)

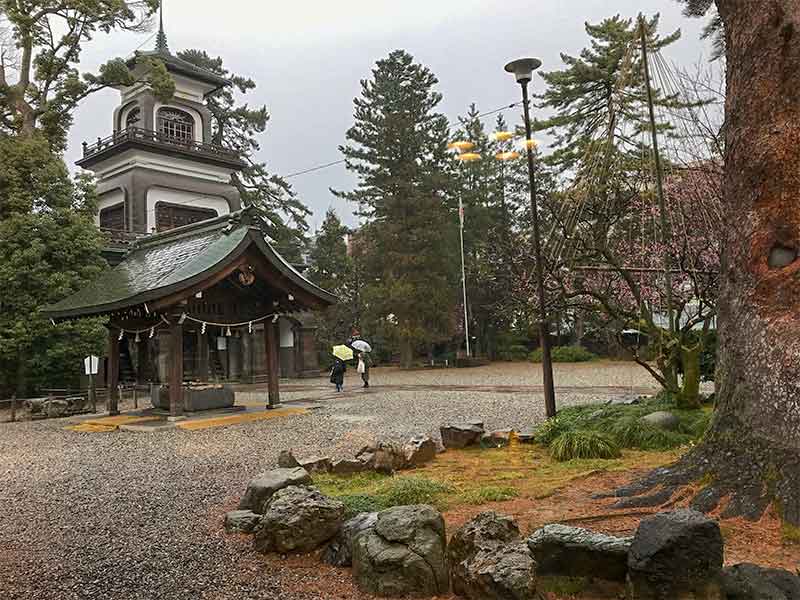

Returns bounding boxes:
[154,0,169,53]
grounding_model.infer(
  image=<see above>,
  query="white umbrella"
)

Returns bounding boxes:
[351,340,372,353]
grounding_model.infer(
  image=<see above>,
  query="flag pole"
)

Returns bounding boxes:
[459,195,471,357]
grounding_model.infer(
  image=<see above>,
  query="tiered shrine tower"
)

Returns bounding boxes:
[77,8,245,237]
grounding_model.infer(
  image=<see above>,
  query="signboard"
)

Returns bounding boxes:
[84,355,100,376]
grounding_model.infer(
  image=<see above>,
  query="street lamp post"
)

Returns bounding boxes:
[504,57,557,418]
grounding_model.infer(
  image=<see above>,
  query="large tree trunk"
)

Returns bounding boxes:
[607,0,800,525]
[706,0,800,523]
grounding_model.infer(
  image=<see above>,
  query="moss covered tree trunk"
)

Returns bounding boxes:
[678,343,701,410]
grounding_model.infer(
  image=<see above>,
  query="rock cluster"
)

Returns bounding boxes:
[226,467,800,600]
[26,396,90,419]
[278,434,439,478]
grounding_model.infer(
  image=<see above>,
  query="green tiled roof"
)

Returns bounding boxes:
[44,210,336,320]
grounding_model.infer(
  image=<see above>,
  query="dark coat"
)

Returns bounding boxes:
[330,360,346,385]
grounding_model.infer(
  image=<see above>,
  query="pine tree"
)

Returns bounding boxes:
[535,14,680,176]
[336,50,457,367]
[177,50,310,257]
[0,1,164,151]
[535,13,720,403]
[306,209,359,363]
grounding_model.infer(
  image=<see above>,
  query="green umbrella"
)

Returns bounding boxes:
[332,345,354,361]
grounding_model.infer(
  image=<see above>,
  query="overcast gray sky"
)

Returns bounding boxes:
[66,0,711,231]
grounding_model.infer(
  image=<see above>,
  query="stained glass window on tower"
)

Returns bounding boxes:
[157,108,194,143]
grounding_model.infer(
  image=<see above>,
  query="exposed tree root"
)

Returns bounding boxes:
[604,413,800,525]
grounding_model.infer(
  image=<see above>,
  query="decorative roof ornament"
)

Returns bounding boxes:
[154,0,170,54]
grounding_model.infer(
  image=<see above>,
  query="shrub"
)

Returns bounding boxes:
[530,346,598,363]
[549,430,621,461]
[498,344,530,362]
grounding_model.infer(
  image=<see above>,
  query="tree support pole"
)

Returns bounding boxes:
[639,15,675,333]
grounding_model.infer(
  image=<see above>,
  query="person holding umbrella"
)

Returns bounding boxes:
[352,340,372,389]
[331,345,353,392]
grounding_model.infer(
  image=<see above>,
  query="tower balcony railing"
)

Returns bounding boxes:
[81,127,242,163]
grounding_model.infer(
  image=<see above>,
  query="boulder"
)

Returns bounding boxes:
[277,450,300,468]
[322,512,378,567]
[606,395,641,405]
[298,455,332,474]
[516,429,537,444]
[627,509,724,599]
[481,429,513,448]
[449,512,536,600]
[526,523,632,582]
[25,397,48,415]
[253,485,344,554]
[440,423,485,449]
[641,411,681,431]
[402,436,437,468]
[224,509,261,534]
[352,504,449,597]
[45,399,71,418]
[357,440,406,474]
[65,395,88,413]
[331,458,369,475]
[721,563,800,600]
[238,467,312,513]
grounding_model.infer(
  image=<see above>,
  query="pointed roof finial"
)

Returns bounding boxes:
[154,0,169,54]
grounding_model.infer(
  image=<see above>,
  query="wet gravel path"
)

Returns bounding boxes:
[0,362,661,599]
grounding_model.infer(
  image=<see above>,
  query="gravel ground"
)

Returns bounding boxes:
[0,361,670,599]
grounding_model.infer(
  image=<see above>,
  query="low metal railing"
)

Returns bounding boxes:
[81,127,241,162]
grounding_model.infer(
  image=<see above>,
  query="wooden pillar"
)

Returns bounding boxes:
[137,338,149,384]
[169,313,184,417]
[197,330,210,382]
[108,329,120,415]
[264,320,280,408]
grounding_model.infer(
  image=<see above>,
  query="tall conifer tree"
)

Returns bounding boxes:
[336,50,457,367]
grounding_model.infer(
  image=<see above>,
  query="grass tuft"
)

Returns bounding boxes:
[459,485,519,505]
[781,522,800,545]
[533,416,569,445]
[610,417,693,450]
[550,430,621,462]
[374,475,454,507]
[317,474,454,517]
